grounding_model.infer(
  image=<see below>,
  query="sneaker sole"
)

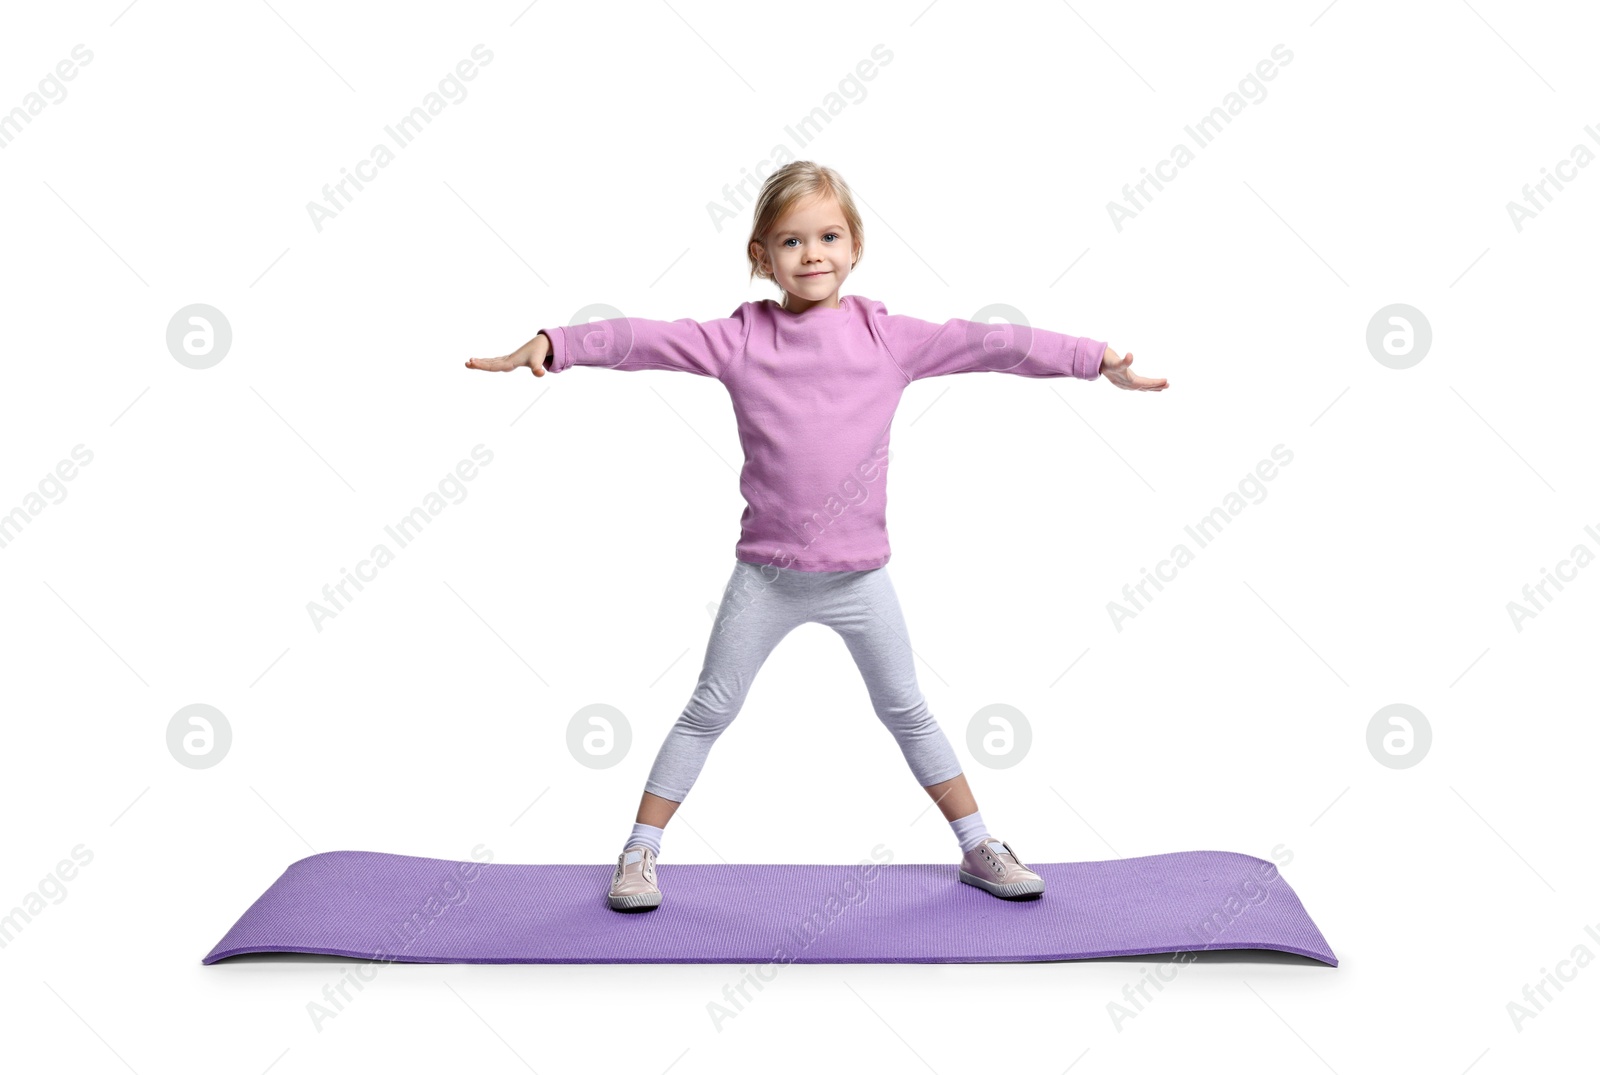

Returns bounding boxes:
[959,869,1045,898]
[607,890,663,911]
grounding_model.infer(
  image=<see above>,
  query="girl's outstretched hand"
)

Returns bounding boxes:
[1100,347,1167,391]
[465,332,553,377]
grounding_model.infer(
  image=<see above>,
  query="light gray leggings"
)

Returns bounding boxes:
[643,559,966,803]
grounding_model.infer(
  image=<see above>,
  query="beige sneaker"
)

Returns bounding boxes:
[959,837,1045,898]
[608,845,662,911]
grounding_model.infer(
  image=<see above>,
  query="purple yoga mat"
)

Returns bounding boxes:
[203,848,1336,966]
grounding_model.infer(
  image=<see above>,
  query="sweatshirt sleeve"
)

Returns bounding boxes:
[876,309,1106,383]
[537,305,751,379]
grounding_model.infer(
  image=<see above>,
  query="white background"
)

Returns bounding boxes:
[2,0,1596,1071]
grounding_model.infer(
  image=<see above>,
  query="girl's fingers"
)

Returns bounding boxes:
[466,350,547,374]
[1109,371,1167,390]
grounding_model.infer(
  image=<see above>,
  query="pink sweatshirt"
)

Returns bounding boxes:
[538,294,1105,572]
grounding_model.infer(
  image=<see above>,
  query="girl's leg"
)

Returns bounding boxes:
[921,772,979,821]
[819,567,966,794]
[627,562,801,842]
[619,790,678,860]
[635,789,680,827]
[820,568,999,855]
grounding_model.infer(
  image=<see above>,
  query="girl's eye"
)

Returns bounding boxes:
[782,234,842,247]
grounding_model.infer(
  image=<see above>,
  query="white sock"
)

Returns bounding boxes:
[950,809,991,853]
[624,822,664,858]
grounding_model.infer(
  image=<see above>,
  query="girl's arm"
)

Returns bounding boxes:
[537,306,753,379]
[876,310,1106,383]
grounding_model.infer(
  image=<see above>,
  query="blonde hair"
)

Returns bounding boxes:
[746,161,865,290]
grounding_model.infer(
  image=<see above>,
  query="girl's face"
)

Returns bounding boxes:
[752,194,856,310]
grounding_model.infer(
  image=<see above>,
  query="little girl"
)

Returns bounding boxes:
[466,162,1167,911]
